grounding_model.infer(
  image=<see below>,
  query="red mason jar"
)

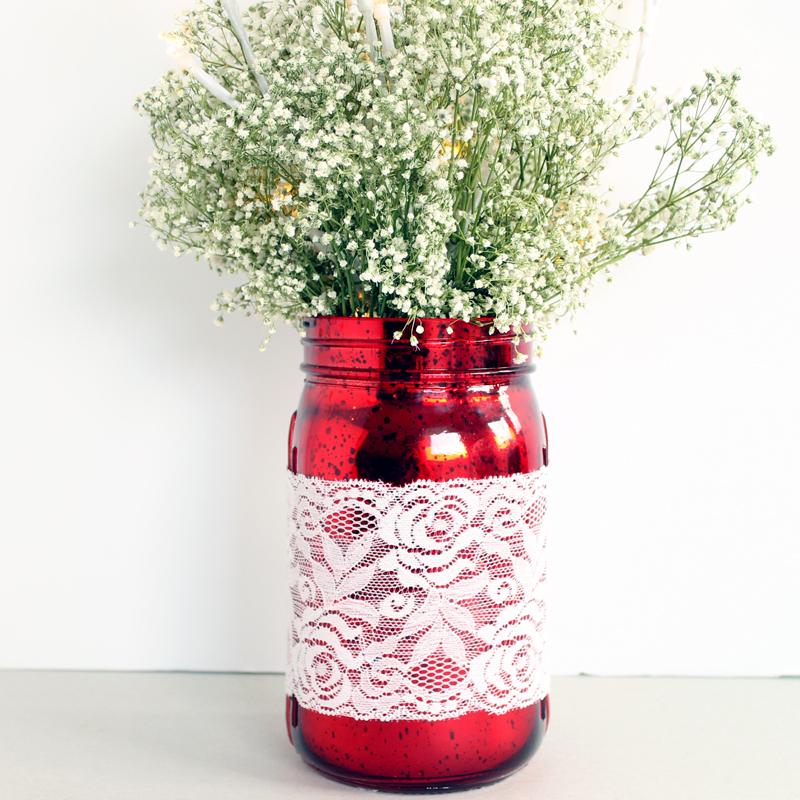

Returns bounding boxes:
[286,317,550,792]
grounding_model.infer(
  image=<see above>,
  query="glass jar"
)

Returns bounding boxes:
[286,317,549,792]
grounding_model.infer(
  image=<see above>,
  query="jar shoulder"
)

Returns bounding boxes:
[290,378,547,483]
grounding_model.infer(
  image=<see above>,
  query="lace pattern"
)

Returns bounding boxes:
[287,468,549,721]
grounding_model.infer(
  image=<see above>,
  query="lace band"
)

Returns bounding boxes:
[287,468,549,721]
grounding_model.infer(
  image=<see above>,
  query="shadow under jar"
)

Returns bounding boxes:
[286,317,550,793]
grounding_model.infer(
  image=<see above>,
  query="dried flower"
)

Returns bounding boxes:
[135,0,774,349]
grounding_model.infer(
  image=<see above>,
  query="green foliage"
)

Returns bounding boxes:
[135,0,774,348]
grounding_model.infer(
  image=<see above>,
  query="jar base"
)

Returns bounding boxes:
[302,757,533,793]
[289,696,549,793]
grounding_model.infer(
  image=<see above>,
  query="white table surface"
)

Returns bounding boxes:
[0,672,797,799]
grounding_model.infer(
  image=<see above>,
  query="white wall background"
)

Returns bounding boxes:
[0,0,797,676]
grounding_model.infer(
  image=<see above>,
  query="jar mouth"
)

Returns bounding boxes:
[303,316,497,322]
[300,317,535,379]
[301,316,527,344]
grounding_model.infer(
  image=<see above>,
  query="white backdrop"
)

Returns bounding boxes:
[0,0,798,675]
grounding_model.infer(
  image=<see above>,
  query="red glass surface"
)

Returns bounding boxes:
[286,316,549,792]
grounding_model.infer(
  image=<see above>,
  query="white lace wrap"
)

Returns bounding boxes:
[287,468,549,722]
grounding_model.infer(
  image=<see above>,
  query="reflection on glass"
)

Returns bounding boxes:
[426,431,468,461]
[488,418,514,449]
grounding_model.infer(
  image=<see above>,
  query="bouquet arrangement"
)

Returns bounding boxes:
[135,0,773,349]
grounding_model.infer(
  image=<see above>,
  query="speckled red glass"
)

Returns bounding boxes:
[286,316,549,792]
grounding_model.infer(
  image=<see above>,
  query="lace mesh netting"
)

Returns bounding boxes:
[287,468,549,721]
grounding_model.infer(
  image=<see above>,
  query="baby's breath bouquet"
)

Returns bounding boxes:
[135,0,773,349]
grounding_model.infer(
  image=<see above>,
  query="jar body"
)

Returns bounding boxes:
[286,317,549,792]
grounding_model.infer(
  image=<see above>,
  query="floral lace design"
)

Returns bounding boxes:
[287,469,549,721]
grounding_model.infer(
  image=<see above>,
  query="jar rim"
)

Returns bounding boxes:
[299,316,535,379]
[301,316,529,343]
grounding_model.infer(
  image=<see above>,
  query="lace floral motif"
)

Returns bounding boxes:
[287,469,549,721]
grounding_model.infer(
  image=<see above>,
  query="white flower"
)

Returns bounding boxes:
[477,76,499,95]
[135,0,773,346]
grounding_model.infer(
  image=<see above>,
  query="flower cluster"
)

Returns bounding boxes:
[135,0,774,348]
